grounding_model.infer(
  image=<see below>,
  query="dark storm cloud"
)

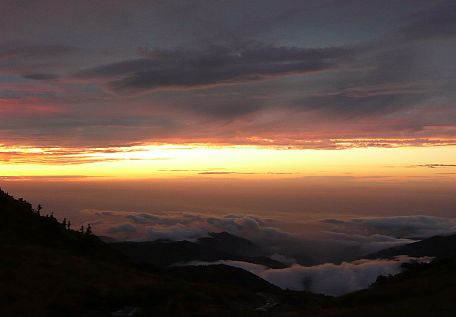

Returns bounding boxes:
[399,1,456,42]
[0,45,80,73]
[70,0,455,120]
[295,89,435,118]
[76,44,352,93]
[0,45,79,60]
[22,73,57,80]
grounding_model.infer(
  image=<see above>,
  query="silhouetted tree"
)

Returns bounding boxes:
[48,212,57,224]
[67,221,71,230]
[62,218,67,228]
[37,204,42,215]
[79,225,84,233]
[86,224,92,235]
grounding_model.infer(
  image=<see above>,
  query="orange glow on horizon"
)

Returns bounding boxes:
[1,142,456,181]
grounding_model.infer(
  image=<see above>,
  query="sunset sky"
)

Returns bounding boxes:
[1,1,455,233]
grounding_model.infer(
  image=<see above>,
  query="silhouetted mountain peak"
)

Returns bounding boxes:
[197,231,258,256]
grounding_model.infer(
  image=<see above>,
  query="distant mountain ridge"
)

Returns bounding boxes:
[110,232,287,269]
[366,234,456,259]
[198,231,259,255]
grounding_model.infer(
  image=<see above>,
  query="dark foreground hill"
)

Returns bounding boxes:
[2,187,456,316]
[168,264,280,292]
[0,188,111,255]
[315,258,456,317]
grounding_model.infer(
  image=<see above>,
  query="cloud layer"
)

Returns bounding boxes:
[180,256,433,296]
[87,210,456,265]
[1,0,455,148]
[322,215,456,239]
[76,44,351,93]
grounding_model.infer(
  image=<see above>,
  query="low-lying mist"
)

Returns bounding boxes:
[178,256,433,296]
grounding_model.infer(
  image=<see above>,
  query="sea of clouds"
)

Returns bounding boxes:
[84,210,454,295]
[87,210,456,264]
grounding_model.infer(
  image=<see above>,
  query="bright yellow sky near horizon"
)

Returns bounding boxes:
[1,144,455,180]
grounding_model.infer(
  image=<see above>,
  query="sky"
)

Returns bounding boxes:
[1,0,455,151]
[0,0,455,248]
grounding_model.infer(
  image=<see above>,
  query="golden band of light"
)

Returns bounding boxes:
[1,142,455,179]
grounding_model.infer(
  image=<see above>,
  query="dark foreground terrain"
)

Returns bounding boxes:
[1,188,456,316]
